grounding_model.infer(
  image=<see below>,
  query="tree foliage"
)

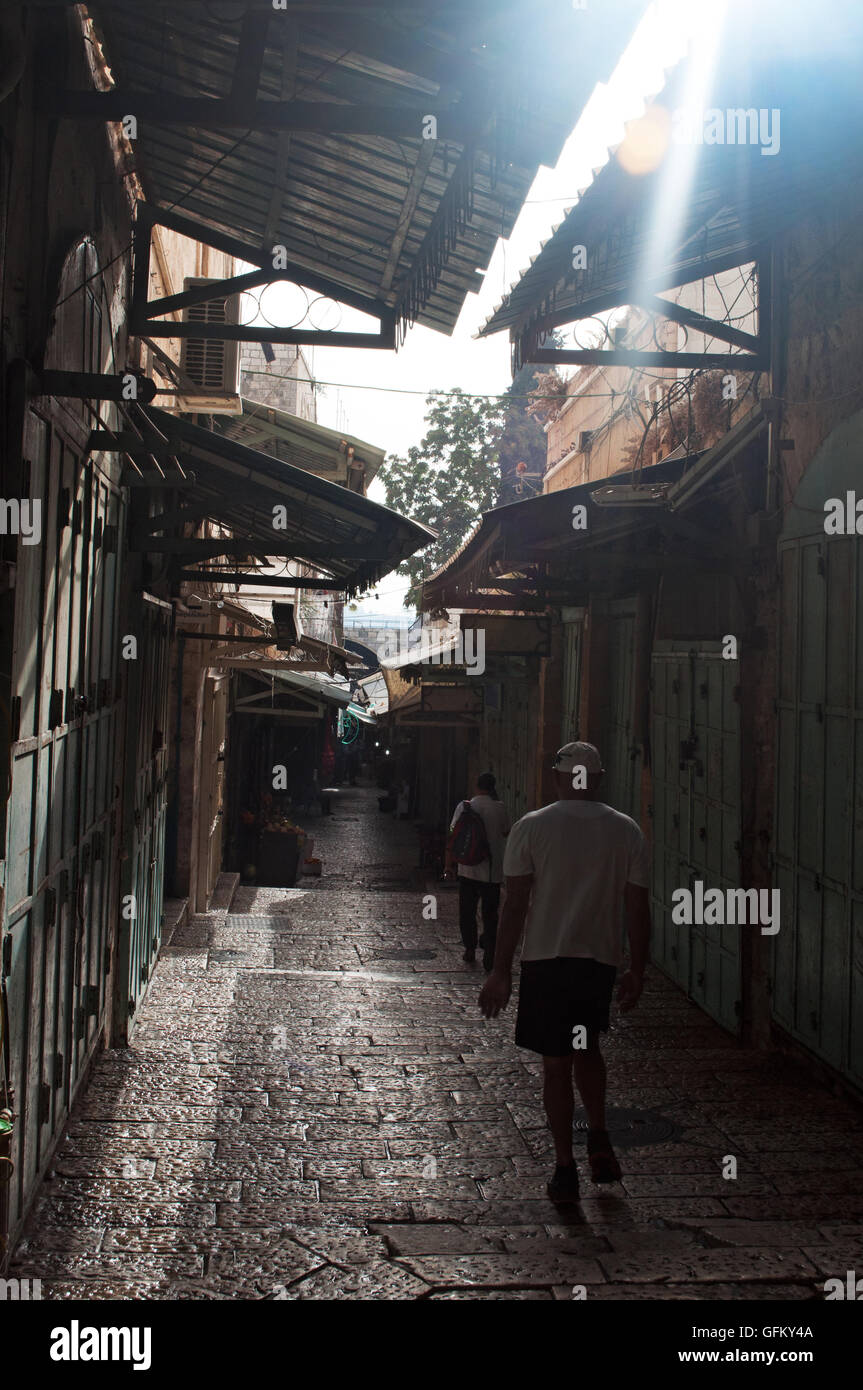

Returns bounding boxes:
[378,362,560,608]
[377,388,502,609]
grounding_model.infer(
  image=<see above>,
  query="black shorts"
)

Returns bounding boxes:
[515,957,617,1057]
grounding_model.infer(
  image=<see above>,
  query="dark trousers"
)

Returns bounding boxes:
[458,877,501,966]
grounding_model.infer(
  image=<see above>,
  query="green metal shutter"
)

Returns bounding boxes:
[601,600,641,820]
[650,642,743,1034]
[560,607,584,744]
[116,597,172,1041]
[774,534,862,1084]
[2,407,125,1250]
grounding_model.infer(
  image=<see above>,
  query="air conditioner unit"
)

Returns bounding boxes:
[177,278,241,411]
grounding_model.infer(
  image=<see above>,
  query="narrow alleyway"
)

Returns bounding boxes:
[13,786,863,1300]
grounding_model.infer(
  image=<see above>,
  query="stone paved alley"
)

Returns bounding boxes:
[13,786,863,1301]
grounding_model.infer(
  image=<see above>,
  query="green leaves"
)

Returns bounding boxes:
[378,388,503,608]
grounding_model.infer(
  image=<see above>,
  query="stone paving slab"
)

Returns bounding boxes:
[13,783,863,1300]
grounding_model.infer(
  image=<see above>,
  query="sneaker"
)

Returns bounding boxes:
[587,1129,622,1183]
[462,948,476,964]
[547,1161,580,1203]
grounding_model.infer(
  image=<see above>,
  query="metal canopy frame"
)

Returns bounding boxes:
[130,203,396,350]
[525,254,770,374]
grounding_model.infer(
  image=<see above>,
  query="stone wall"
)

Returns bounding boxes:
[239,342,317,420]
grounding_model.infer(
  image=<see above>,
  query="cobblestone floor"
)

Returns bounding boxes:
[14,785,863,1300]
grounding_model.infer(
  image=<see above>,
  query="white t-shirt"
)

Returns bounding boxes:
[502,799,649,966]
[450,794,511,883]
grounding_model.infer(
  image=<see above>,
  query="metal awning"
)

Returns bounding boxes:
[421,456,694,611]
[121,404,434,595]
[63,1,647,343]
[422,413,770,610]
[478,31,863,367]
[213,400,386,487]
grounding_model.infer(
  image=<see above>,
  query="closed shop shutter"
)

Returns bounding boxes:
[774,531,863,1084]
[601,599,642,820]
[2,402,125,1245]
[650,642,743,1034]
[117,597,172,1039]
[560,606,585,744]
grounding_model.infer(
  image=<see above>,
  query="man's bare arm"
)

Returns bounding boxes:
[494,874,532,972]
[617,882,651,1012]
[478,873,532,1017]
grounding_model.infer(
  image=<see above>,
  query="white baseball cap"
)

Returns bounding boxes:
[552,741,603,775]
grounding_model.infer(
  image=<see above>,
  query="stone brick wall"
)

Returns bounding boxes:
[239,343,317,421]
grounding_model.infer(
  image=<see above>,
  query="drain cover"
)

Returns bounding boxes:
[369,948,437,961]
[573,1106,681,1149]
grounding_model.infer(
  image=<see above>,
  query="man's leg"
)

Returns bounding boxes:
[458,878,480,955]
[542,1055,576,1166]
[573,1035,621,1182]
[479,883,500,972]
[572,1036,607,1131]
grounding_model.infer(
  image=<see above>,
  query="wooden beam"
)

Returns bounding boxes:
[138,320,396,349]
[636,295,761,353]
[48,92,479,141]
[178,570,342,588]
[379,139,437,294]
[142,268,273,320]
[132,203,393,320]
[230,10,270,112]
[262,21,298,250]
[143,538,391,558]
[530,349,769,371]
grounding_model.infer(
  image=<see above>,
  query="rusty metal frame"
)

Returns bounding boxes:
[129,203,397,350]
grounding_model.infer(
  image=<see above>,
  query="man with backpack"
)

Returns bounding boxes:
[447,773,511,972]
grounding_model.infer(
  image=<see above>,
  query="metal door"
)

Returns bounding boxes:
[480,670,537,822]
[2,401,125,1250]
[560,607,584,743]
[601,601,641,819]
[195,675,227,910]
[116,596,171,1039]
[774,533,863,1084]
[650,642,742,1034]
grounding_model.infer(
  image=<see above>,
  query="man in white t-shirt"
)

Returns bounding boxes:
[478,742,650,1203]
[447,773,510,972]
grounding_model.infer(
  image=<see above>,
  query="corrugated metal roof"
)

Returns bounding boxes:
[87,0,647,338]
[421,454,690,608]
[134,403,435,595]
[213,398,386,485]
[478,36,863,351]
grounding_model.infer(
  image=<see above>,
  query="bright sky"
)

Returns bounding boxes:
[255,0,719,615]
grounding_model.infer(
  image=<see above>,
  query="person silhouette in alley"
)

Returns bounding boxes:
[478,742,650,1203]
[447,773,510,973]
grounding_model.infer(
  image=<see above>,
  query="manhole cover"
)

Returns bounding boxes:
[572,1106,681,1149]
[370,948,437,961]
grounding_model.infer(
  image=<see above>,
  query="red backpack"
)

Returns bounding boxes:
[448,802,490,866]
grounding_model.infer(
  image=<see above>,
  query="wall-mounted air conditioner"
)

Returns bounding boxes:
[177,278,242,412]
